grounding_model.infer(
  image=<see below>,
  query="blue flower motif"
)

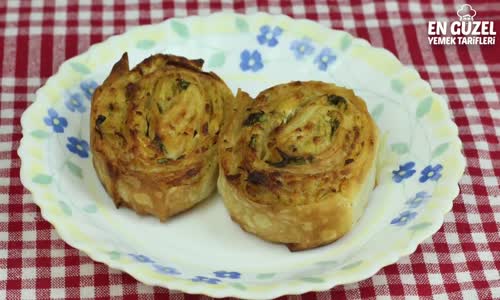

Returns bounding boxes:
[44,109,68,133]
[290,38,315,60]
[390,210,417,226]
[65,93,86,113]
[153,264,181,275]
[419,164,443,183]
[406,191,431,209]
[257,25,283,47]
[214,271,241,279]
[191,276,220,285]
[128,253,154,263]
[66,137,90,158]
[80,80,98,100]
[392,162,416,183]
[240,50,263,72]
[314,48,336,71]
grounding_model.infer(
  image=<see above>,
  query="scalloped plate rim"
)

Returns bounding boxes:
[18,11,465,299]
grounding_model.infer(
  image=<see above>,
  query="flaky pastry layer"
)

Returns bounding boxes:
[91,53,233,221]
[218,81,379,250]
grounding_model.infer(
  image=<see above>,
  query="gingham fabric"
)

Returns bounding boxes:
[1,1,499,299]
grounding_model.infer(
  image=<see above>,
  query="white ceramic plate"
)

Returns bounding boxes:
[18,12,465,298]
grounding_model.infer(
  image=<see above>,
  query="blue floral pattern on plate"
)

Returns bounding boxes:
[392,162,416,183]
[419,164,443,183]
[192,276,221,284]
[214,271,241,279]
[406,191,431,208]
[24,16,461,294]
[290,38,315,60]
[390,190,434,227]
[390,210,417,226]
[36,54,448,288]
[65,93,86,113]
[257,25,283,47]
[80,80,98,100]
[127,253,182,277]
[44,109,68,133]
[153,264,181,275]
[128,253,154,263]
[314,48,336,71]
[240,50,264,72]
[66,137,89,158]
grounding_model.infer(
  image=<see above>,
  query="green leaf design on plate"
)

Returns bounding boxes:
[391,79,404,94]
[316,260,339,267]
[171,21,189,38]
[83,204,98,213]
[341,260,363,270]
[230,283,247,290]
[109,251,121,260]
[136,39,156,49]
[256,273,276,279]
[416,96,433,118]
[409,222,432,231]
[432,143,449,159]
[207,52,226,68]
[391,143,409,154]
[300,277,325,283]
[30,130,50,139]
[70,62,91,75]
[32,174,52,184]
[66,161,83,178]
[59,201,72,216]
[235,17,249,32]
[340,34,352,51]
[371,103,384,120]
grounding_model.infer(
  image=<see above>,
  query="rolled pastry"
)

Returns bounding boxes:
[90,53,233,221]
[218,81,379,250]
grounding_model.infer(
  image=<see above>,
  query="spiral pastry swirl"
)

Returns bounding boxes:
[218,81,379,250]
[90,53,233,221]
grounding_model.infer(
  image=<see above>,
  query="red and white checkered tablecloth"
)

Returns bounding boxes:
[1,0,499,299]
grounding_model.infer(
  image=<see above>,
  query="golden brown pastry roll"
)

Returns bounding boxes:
[90,53,233,221]
[218,81,379,251]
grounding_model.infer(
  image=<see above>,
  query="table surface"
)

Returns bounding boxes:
[1,1,499,299]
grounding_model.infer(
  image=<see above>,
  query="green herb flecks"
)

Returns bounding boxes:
[247,171,268,185]
[249,135,258,149]
[156,102,164,114]
[157,158,170,164]
[95,115,106,139]
[145,117,150,136]
[177,79,190,90]
[330,119,340,138]
[153,135,166,153]
[266,149,313,168]
[328,95,347,110]
[344,158,354,165]
[243,111,265,126]
[96,115,106,126]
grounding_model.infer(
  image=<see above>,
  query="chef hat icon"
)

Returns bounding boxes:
[457,4,476,21]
